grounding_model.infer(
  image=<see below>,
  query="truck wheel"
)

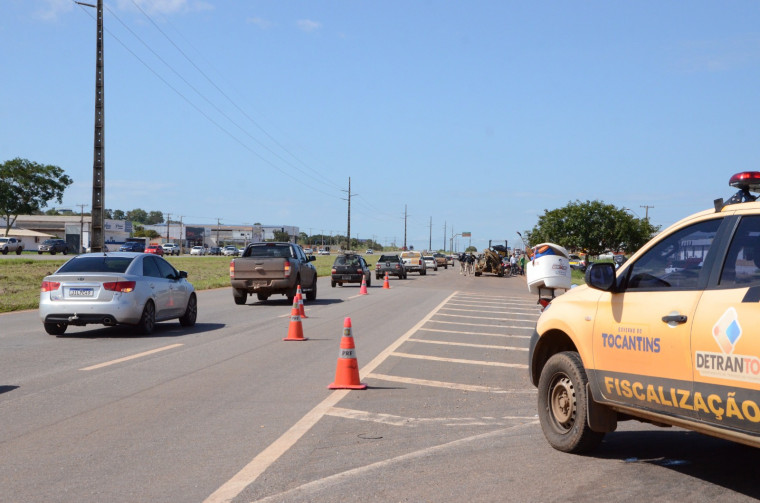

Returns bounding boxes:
[233,289,247,305]
[2,249,8,255]
[38,251,43,255]
[376,275,381,280]
[367,276,371,288]
[44,322,67,336]
[331,280,336,288]
[256,293,270,302]
[306,279,317,301]
[16,248,22,255]
[537,351,604,453]
[287,280,298,302]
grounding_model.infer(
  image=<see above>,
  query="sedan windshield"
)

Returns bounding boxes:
[57,256,135,273]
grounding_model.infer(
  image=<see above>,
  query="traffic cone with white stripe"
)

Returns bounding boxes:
[382,272,390,289]
[296,284,308,318]
[359,275,368,295]
[328,317,367,389]
[283,297,308,341]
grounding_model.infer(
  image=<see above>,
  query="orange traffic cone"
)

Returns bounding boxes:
[359,275,368,295]
[328,317,367,389]
[297,291,308,318]
[382,272,390,289]
[283,297,308,341]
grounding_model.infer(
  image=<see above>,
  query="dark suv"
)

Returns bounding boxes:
[331,253,371,287]
[375,254,407,280]
[119,242,145,252]
[38,239,68,255]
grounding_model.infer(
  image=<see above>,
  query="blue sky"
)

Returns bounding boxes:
[2,1,759,251]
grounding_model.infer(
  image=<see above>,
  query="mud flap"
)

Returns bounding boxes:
[587,383,618,433]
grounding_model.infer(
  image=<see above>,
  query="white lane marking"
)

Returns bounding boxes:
[326,407,536,426]
[441,307,539,317]
[79,344,184,371]
[250,422,540,503]
[435,312,535,323]
[367,373,525,393]
[418,327,530,339]
[407,338,528,351]
[203,291,460,503]
[427,319,530,329]
[391,352,528,368]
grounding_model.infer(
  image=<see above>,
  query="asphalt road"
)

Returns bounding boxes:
[1,267,758,502]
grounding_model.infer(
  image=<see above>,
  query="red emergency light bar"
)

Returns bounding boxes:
[715,172,760,211]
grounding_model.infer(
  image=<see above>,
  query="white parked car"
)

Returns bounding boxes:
[162,243,180,256]
[190,246,205,256]
[222,245,239,256]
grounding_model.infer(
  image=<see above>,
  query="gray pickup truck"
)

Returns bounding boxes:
[0,237,24,255]
[229,242,318,304]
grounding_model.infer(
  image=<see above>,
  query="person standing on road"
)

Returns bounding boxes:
[459,252,466,274]
[509,253,517,276]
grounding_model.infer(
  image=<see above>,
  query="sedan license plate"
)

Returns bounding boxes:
[342,275,353,280]
[69,287,94,297]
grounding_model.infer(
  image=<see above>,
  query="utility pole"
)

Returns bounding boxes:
[443,221,446,252]
[178,215,184,253]
[78,203,87,253]
[75,0,105,252]
[640,205,654,221]
[166,213,171,243]
[428,216,432,251]
[216,218,221,246]
[403,205,408,250]
[342,177,356,250]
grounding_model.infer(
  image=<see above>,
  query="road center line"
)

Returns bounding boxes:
[79,343,184,371]
[203,291,460,503]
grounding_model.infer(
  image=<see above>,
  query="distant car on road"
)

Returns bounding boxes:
[207,246,222,256]
[331,253,371,288]
[223,245,239,256]
[190,246,206,256]
[375,254,407,280]
[119,242,145,253]
[568,254,587,272]
[401,251,426,275]
[365,249,374,254]
[38,239,68,255]
[39,252,196,336]
[0,237,24,255]
[423,255,438,271]
[145,244,164,256]
[433,252,448,269]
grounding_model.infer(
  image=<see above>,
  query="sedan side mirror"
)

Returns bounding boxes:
[178,270,188,279]
[585,263,616,292]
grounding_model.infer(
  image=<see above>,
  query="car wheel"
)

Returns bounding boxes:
[51,251,56,255]
[137,300,156,335]
[331,280,336,288]
[44,322,67,336]
[367,276,371,288]
[306,278,317,301]
[537,351,604,453]
[63,249,68,255]
[179,294,197,327]
[38,251,42,255]
[256,293,270,302]
[233,288,247,305]
[376,275,381,280]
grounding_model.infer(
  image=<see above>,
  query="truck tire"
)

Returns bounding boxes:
[286,280,299,302]
[2,249,7,255]
[256,293,270,302]
[331,280,336,288]
[367,276,371,288]
[233,288,247,305]
[16,248,21,255]
[306,278,317,301]
[537,351,604,453]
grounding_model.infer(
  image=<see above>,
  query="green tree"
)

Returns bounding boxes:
[146,210,164,225]
[134,228,159,239]
[465,245,478,253]
[126,208,148,224]
[526,200,659,257]
[112,209,126,220]
[0,158,73,235]
[272,230,291,242]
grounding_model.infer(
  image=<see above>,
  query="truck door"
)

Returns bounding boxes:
[592,217,723,420]
[691,215,760,435]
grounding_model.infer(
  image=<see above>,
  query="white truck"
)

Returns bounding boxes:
[0,237,24,255]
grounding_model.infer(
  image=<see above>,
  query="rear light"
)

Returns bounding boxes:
[284,262,291,277]
[538,298,551,311]
[356,269,363,274]
[730,171,760,191]
[103,281,136,293]
[375,264,380,270]
[331,268,337,274]
[229,261,235,277]
[41,281,60,292]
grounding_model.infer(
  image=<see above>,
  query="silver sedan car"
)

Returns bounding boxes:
[39,252,197,336]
